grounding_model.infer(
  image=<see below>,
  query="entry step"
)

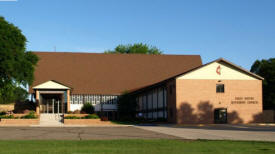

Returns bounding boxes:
[39,114,64,126]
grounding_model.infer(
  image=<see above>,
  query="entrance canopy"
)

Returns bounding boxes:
[33,80,71,90]
[33,80,71,114]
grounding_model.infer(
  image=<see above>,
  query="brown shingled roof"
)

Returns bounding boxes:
[29,52,202,95]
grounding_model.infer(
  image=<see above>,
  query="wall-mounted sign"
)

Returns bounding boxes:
[231,97,258,104]
[216,65,221,75]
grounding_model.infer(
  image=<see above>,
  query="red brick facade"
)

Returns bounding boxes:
[0,119,39,125]
[64,119,114,125]
[175,79,262,124]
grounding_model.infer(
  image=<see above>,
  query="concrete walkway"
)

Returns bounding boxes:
[39,114,63,126]
[135,124,275,142]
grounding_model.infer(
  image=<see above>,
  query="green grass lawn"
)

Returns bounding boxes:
[0,139,274,154]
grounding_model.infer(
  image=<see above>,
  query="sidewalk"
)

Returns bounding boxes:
[135,124,275,142]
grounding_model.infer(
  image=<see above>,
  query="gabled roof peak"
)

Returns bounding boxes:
[33,80,71,90]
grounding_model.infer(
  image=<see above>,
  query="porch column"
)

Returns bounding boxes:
[35,90,40,115]
[67,89,70,112]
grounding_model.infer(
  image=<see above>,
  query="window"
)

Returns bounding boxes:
[216,84,225,93]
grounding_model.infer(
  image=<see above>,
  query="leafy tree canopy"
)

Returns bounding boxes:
[0,16,38,104]
[251,58,275,109]
[105,43,162,54]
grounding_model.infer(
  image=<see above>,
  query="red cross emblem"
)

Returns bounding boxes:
[216,65,221,75]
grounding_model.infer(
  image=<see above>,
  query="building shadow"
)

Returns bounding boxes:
[155,101,275,132]
[178,101,243,124]
[227,111,243,124]
[197,101,214,124]
[178,103,198,124]
[250,110,275,123]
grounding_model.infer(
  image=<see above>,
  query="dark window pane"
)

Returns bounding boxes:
[216,84,224,93]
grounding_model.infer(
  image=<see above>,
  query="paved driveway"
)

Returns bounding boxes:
[0,126,178,140]
[1,125,274,141]
[136,124,275,142]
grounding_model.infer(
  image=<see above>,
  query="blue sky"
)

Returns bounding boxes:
[0,0,274,69]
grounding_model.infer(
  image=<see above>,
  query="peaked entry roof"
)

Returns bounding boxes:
[33,80,71,90]
[30,52,202,94]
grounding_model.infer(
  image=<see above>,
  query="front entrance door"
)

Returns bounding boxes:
[214,108,227,124]
[40,94,63,114]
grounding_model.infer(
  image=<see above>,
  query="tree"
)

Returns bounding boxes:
[13,87,29,102]
[81,103,95,114]
[0,16,38,104]
[251,58,275,109]
[105,43,162,54]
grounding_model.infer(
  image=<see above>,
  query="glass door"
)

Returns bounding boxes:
[40,94,62,114]
[214,108,227,124]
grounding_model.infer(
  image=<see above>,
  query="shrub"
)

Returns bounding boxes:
[14,100,36,113]
[81,103,94,114]
[0,115,16,119]
[0,111,6,116]
[83,114,99,119]
[73,110,81,114]
[21,111,36,119]
[67,111,73,114]
[64,114,99,119]
[65,116,80,119]
[23,109,31,114]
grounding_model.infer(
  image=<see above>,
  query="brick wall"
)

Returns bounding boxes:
[64,119,113,125]
[0,119,39,125]
[0,104,14,112]
[175,79,262,124]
